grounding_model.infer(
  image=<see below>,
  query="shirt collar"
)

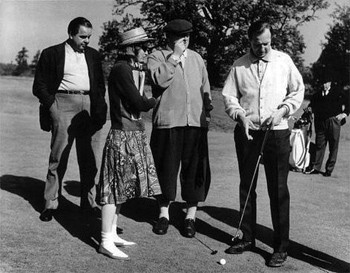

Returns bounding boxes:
[66,41,84,54]
[249,49,272,63]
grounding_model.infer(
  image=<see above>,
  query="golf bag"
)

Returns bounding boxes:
[289,108,313,172]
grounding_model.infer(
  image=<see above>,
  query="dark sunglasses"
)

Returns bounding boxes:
[134,42,154,52]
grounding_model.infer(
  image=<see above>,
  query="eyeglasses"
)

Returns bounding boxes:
[134,43,153,52]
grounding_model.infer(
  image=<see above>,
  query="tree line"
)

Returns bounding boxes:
[2,0,349,94]
[0,47,40,77]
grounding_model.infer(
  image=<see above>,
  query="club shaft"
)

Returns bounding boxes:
[233,126,271,239]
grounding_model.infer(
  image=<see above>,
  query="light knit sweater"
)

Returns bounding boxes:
[222,49,305,130]
[147,48,212,129]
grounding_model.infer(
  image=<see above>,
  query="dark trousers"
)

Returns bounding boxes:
[234,127,290,252]
[150,127,211,203]
[313,117,341,173]
[45,93,102,209]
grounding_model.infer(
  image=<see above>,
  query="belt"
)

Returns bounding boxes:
[57,90,89,95]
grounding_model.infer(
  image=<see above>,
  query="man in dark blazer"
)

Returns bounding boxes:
[305,77,349,176]
[33,17,107,221]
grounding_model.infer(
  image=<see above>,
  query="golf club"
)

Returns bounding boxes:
[232,124,271,243]
[194,235,218,255]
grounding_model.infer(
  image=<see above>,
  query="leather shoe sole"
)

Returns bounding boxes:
[183,219,196,238]
[39,209,54,222]
[225,240,254,254]
[153,217,169,235]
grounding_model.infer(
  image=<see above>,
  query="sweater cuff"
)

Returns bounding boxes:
[278,104,290,116]
[40,95,55,108]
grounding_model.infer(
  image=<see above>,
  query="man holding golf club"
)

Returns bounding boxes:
[222,21,304,267]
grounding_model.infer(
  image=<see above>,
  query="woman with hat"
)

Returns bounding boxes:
[98,27,161,260]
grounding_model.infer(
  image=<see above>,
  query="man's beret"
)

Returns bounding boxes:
[164,19,193,35]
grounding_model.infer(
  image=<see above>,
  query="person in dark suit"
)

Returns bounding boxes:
[305,77,349,176]
[33,17,107,222]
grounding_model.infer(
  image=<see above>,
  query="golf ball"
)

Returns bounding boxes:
[220,258,226,265]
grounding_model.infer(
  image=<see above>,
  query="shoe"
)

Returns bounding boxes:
[225,239,254,254]
[183,218,196,238]
[114,237,137,247]
[153,217,169,235]
[305,169,320,175]
[39,209,54,222]
[323,171,331,177]
[99,245,129,260]
[268,252,287,267]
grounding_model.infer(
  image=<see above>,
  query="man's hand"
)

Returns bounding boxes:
[172,38,186,59]
[265,106,288,129]
[237,113,258,140]
[336,113,347,122]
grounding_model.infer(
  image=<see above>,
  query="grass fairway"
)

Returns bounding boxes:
[0,76,349,273]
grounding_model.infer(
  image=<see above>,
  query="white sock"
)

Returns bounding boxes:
[185,205,197,220]
[159,204,170,219]
[110,224,135,245]
[112,224,118,238]
[101,232,116,248]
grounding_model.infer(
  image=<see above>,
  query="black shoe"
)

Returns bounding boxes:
[305,168,320,175]
[39,209,54,222]
[183,219,196,238]
[323,171,331,177]
[153,217,169,235]
[225,239,254,254]
[268,252,287,267]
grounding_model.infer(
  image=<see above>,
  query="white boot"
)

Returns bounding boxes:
[113,235,137,247]
[99,232,129,260]
[112,225,136,247]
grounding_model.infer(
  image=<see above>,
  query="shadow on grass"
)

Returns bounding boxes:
[1,175,349,272]
[200,205,350,272]
[0,175,101,251]
[120,197,159,225]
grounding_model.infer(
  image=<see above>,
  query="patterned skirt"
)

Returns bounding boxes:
[99,129,161,205]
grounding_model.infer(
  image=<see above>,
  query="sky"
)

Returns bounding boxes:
[0,0,348,66]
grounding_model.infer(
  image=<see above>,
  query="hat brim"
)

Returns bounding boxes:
[166,29,193,35]
[119,37,154,46]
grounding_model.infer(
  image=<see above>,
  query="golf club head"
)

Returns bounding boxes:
[231,235,240,243]
[231,229,243,242]
[211,250,218,255]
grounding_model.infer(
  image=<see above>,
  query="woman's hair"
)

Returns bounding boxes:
[248,21,272,40]
[68,17,92,36]
[117,45,136,62]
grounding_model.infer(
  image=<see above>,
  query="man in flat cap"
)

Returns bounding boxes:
[147,19,213,238]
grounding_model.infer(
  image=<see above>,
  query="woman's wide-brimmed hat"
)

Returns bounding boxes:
[119,27,154,46]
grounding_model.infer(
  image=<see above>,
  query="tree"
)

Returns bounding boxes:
[13,47,29,76]
[101,0,329,86]
[31,50,41,68]
[29,50,41,75]
[312,4,350,90]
